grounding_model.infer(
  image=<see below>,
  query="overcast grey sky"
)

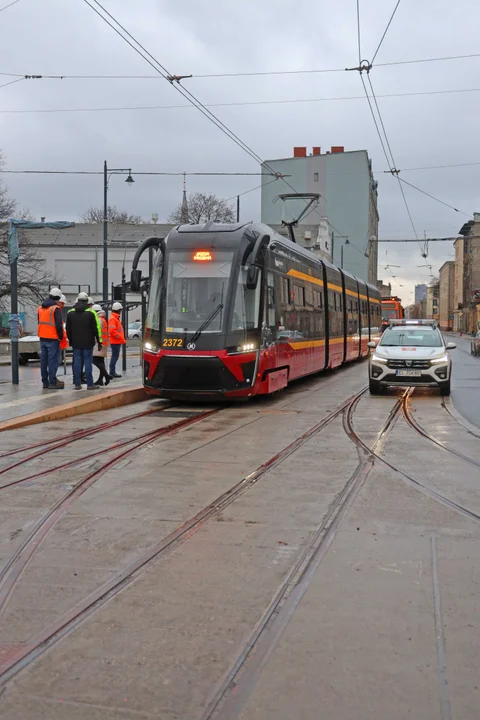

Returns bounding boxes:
[1,0,479,303]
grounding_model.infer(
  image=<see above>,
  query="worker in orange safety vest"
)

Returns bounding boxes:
[37,287,64,389]
[108,302,126,378]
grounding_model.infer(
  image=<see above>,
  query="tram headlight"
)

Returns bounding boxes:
[144,341,154,351]
[238,343,255,352]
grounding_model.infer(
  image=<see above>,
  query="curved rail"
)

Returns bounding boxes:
[344,393,480,525]
[402,392,480,470]
[0,408,221,621]
[0,404,171,466]
[0,387,368,685]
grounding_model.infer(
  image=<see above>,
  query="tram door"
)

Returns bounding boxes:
[263,272,277,349]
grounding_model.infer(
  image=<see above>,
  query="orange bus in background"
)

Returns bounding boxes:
[381,296,404,331]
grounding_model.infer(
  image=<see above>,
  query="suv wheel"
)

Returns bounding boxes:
[440,382,451,396]
[369,379,383,395]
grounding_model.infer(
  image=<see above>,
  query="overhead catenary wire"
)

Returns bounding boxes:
[82,0,268,170]
[397,177,469,216]
[371,0,402,65]
[0,169,271,177]
[6,85,480,114]
[3,51,480,82]
[226,176,280,203]
[0,0,21,12]
[361,73,423,253]
[0,77,24,90]
[81,0,330,226]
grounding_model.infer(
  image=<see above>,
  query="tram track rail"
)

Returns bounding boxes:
[0,386,369,685]
[345,391,480,525]
[0,402,173,466]
[0,407,221,623]
[403,391,480,469]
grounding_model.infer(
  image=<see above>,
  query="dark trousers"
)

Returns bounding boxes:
[93,356,109,384]
[109,344,121,374]
[40,338,60,387]
[73,347,93,387]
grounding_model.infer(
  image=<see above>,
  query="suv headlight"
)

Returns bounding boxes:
[372,354,388,364]
[430,355,448,365]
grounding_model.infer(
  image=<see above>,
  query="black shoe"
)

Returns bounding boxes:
[42,384,49,389]
[93,380,103,386]
[48,384,62,389]
[87,385,101,390]
[74,385,82,390]
[110,373,122,378]
[104,375,111,386]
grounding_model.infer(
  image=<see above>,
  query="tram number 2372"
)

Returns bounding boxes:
[162,338,184,348]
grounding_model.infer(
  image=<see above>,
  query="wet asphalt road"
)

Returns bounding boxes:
[450,334,480,429]
[0,336,478,427]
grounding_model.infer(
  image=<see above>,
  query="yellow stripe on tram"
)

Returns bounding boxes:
[287,336,345,350]
[287,268,324,287]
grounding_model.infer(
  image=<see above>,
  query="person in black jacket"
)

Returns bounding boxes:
[66,295,101,390]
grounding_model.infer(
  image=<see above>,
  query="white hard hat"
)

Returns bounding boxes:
[76,291,89,302]
[59,294,67,304]
[87,297,94,305]
[91,304,102,312]
[49,287,62,299]
[112,302,123,311]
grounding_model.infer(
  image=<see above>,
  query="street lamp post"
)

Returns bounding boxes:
[340,237,349,269]
[103,161,134,301]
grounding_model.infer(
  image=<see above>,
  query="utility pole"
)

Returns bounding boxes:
[103,161,135,302]
[103,161,108,303]
[236,195,240,222]
[10,254,19,385]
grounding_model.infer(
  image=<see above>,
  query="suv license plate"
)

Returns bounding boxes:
[396,369,422,377]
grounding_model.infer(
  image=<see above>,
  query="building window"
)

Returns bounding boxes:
[314,172,319,182]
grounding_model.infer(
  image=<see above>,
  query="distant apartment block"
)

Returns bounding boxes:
[261,146,379,284]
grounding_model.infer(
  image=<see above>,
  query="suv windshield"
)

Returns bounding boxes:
[379,327,443,347]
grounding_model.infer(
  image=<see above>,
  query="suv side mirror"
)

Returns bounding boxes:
[367,341,377,348]
[446,342,456,349]
[130,269,142,292]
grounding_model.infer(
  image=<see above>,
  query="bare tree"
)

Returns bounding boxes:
[0,224,60,315]
[429,276,440,297]
[168,193,235,225]
[0,151,58,319]
[0,151,16,221]
[82,205,143,224]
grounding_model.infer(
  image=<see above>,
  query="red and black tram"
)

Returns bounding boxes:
[131,222,382,399]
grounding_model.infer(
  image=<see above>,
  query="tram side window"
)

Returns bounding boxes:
[293,284,305,307]
[313,290,322,309]
[267,272,275,327]
[280,277,290,306]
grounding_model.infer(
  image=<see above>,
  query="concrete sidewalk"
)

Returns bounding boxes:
[0,367,147,430]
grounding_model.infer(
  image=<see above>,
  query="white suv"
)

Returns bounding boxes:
[368,320,456,396]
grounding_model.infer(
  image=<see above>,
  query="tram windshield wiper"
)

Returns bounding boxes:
[190,303,224,344]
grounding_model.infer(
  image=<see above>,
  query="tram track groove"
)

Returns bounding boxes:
[345,391,480,525]
[0,387,368,686]
[0,403,173,468]
[200,399,377,719]
[0,408,222,622]
[403,391,480,469]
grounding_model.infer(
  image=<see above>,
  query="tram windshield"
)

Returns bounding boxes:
[164,250,233,333]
